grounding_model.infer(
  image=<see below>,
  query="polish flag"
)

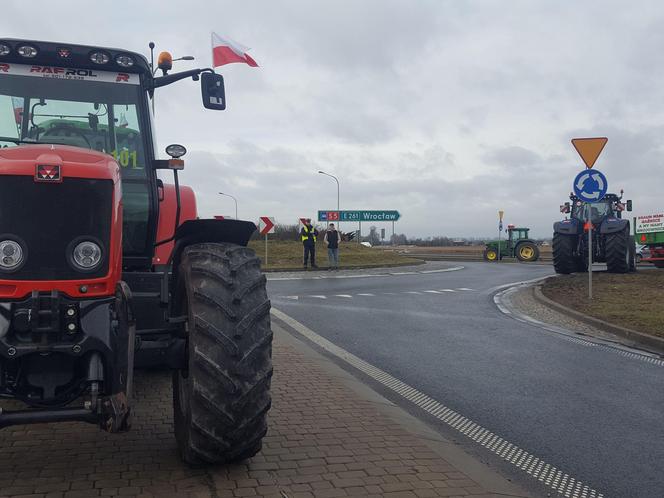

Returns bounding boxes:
[211,32,259,68]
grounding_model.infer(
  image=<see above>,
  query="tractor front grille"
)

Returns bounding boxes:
[0,175,112,281]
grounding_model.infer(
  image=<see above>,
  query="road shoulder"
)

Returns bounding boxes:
[272,318,531,498]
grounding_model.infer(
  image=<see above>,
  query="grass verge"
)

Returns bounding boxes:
[541,271,664,338]
[248,240,421,271]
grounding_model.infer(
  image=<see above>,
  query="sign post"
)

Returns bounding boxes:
[258,217,276,267]
[571,137,609,300]
[498,210,504,261]
[588,215,592,299]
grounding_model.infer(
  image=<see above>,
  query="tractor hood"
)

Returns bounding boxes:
[0,144,119,182]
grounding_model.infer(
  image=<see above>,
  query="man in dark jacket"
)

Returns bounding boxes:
[324,223,340,270]
[300,218,319,269]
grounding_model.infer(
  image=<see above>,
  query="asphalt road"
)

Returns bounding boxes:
[268,262,664,498]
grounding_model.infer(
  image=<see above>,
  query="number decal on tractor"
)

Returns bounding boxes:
[110,149,139,169]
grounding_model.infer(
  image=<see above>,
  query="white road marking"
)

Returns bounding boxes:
[405,291,422,294]
[419,266,464,273]
[438,289,456,292]
[424,290,442,294]
[334,294,352,298]
[457,288,474,291]
[284,296,299,300]
[309,295,327,299]
[391,271,416,275]
[357,293,375,296]
[272,308,605,498]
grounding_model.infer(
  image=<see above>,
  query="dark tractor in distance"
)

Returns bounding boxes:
[483,225,539,262]
[0,39,272,464]
[553,193,636,274]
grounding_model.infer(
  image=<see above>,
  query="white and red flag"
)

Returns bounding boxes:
[211,33,259,68]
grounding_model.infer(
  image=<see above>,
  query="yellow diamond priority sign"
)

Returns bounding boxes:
[571,137,608,169]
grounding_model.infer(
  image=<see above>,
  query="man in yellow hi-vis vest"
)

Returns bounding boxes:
[300,218,319,270]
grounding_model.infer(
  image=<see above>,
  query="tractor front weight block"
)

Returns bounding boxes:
[0,285,134,432]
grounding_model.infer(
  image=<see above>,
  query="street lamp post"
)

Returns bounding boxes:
[218,192,238,220]
[318,170,340,232]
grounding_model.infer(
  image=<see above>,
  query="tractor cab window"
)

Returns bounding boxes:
[0,96,147,179]
[573,202,611,223]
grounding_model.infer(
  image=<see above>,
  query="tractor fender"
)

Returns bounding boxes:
[599,217,629,234]
[170,219,257,273]
[515,238,537,247]
[553,219,580,235]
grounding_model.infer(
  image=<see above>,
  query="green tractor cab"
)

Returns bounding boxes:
[483,225,540,262]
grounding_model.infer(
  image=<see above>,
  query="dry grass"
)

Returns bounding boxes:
[541,271,664,338]
[248,240,421,270]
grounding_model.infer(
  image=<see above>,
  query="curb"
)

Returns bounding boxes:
[263,259,426,272]
[533,283,664,355]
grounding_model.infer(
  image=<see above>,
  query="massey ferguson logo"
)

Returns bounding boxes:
[0,64,8,73]
[116,73,129,82]
[35,164,62,182]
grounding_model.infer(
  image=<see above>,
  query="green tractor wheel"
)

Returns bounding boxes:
[515,242,539,262]
[483,247,499,261]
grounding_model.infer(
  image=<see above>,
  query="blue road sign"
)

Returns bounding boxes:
[573,169,608,202]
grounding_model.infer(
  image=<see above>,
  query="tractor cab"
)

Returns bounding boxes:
[563,193,632,225]
[506,225,530,249]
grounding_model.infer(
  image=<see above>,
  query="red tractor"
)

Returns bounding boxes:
[0,39,272,464]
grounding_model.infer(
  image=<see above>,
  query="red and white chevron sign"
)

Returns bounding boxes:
[259,216,276,235]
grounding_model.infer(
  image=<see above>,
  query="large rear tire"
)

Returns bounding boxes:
[173,243,272,465]
[605,228,631,273]
[552,233,578,274]
[515,242,540,262]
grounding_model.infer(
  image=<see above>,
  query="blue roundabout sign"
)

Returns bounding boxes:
[573,169,608,203]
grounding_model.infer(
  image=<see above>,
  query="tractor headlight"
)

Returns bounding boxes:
[70,240,102,271]
[89,51,110,65]
[17,45,38,58]
[0,43,11,57]
[0,239,25,271]
[115,54,134,68]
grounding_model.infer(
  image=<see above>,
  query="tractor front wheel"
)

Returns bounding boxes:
[605,228,632,273]
[173,242,273,465]
[552,233,579,274]
[515,242,539,262]
[483,248,498,261]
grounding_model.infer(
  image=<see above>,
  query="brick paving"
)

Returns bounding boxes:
[0,329,517,498]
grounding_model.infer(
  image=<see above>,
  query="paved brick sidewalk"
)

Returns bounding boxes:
[0,326,528,498]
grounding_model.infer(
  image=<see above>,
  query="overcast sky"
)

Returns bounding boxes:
[3,1,664,238]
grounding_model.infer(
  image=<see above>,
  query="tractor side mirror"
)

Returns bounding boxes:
[201,72,226,110]
[626,200,632,212]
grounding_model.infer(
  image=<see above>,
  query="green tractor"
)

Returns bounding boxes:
[483,225,540,262]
